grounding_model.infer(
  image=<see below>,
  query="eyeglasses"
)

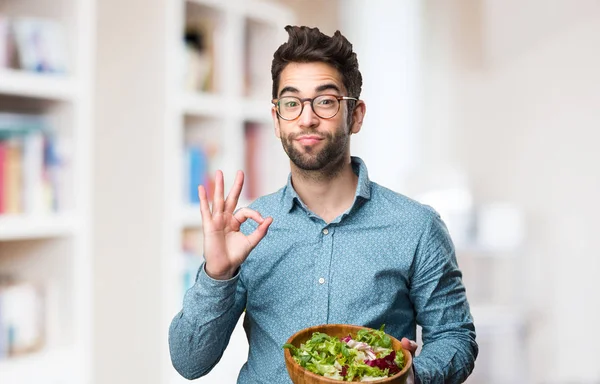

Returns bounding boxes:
[272,94,359,121]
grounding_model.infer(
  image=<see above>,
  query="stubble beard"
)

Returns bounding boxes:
[281,127,350,180]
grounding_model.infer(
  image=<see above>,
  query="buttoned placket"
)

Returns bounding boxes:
[315,224,335,324]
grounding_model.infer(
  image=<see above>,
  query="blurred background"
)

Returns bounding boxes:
[0,0,599,383]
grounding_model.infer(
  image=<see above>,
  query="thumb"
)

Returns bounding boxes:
[401,337,418,356]
[246,216,273,248]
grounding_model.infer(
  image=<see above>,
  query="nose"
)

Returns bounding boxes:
[298,100,319,128]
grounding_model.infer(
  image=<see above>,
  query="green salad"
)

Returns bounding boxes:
[283,325,405,382]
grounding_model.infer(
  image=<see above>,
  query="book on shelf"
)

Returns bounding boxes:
[0,137,22,214]
[184,138,221,204]
[186,145,208,205]
[0,14,11,68]
[244,121,285,200]
[0,277,46,359]
[244,122,261,201]
[11,17,69,73]
[183,18,215,93]
[0,15,68,73]
[184,116,223,204]
[0,113,63,215]
[185,144,213,204]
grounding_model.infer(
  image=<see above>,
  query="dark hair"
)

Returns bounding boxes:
[271,26,362,120]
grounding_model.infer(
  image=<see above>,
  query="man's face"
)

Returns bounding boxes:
[272,62,361,172]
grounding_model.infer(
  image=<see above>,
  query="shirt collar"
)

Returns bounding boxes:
[282,156,372,213]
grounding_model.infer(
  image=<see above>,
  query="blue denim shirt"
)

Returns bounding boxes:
[169,157,477,383]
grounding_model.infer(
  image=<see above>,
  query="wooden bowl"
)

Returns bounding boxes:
[284,324,412,384]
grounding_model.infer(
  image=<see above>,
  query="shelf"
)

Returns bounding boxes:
[0,0,93,382]
[0,213,77,241]
[0,69,78,101]
[180,93,272,123]
[0,346,81,384]
[180,92,227,117]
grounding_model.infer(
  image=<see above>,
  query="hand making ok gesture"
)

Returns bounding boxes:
[198,170,273,280]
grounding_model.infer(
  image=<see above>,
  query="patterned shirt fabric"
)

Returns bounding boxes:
[169,156,478,384]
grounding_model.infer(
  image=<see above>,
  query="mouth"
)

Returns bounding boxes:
[295,135,324,146]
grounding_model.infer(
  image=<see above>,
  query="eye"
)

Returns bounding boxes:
[281,98,300,108]
[316,96,337,107]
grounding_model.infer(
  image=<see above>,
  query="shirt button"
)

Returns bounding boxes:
[322,228,329,235]
[318,277,325,284]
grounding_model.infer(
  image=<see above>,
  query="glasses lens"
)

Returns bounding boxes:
[278,96,302,120]
[313,95,340,119]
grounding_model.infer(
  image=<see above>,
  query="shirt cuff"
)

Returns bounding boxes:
[183,262,241,315]
[197,262,241,286]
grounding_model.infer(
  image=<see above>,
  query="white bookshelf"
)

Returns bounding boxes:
[0,69,78,101]
[0,0,94,383]
[0,213,78,240]
[180,92,227,117]
[162,1,293,383]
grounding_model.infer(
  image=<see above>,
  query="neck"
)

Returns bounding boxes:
[290,156,358,223]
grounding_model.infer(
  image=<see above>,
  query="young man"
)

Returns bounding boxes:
[169,26,477,383]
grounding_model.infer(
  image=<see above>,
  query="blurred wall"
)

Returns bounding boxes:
[421,1,600,382]
[277,0,339,36]
[340,0,423,193]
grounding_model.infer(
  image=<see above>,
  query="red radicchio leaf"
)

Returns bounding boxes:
[341,365,348,377]
[365,351,400,375]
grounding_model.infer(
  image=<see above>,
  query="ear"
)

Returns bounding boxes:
[350,101,366,134]
[272,106,281,139]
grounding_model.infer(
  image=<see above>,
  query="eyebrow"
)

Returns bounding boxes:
[315,83,341,94]
[279,86,299,96]
[278,83,343,98]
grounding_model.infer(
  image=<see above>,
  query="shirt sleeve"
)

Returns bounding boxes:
[168,262,247,380]
[409,211,478,384]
